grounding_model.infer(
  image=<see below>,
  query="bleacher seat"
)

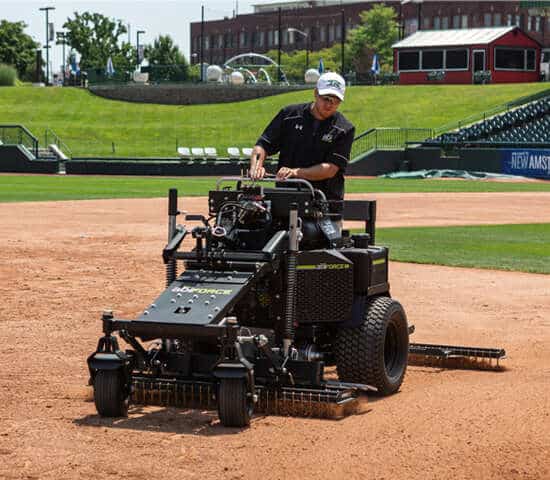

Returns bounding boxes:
[227,147,240,159]
[191,147,205,158]
[242,147,253,157]
[177,147,191,158]
[204,147,217,159]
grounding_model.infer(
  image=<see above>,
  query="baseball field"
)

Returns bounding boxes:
[1,172,549,479]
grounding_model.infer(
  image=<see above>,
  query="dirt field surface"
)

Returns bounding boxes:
[1,192,549,480]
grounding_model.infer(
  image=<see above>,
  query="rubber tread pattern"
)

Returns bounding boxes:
[94,370,129,417]
[218,378,252,427]
[335,296,408,395]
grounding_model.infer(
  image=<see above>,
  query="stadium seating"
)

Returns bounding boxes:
[177,147,191,158]
[429,97,550,145]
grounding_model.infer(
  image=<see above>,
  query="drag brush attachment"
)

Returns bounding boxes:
[132,376,217,409]
[131,376,365,419]
[255,383,365,419]
[409,343,506,371]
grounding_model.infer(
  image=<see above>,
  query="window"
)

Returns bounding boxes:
[328,24,335,42]
[462,15,468,28]
[267,30,273,46]
[335,24,342,40]
[239,31,248,47]
[399,51,420,71]
[526,50,536,70]
[441,17,449,29]
[319,25,326,42]
[484,13,492,26]
[274,30,279,46]
[446,49,468,69]
[204,36,209,49]
[536,16,541,32]
[423,17,431,29]
[422,50,444,69]
[507,14,513,26]
[453,15,460,28]
[258,31,264,47]
[433,16,441,29]
[217,34,223,48]
[495,48,536,70]
[494,13,502,26]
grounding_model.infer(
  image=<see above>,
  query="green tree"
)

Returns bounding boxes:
[63,12,135,72]
[0,20,39,81]
[347,4,399,76]
[144,35,189,82]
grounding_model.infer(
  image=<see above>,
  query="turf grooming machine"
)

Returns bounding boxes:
[88,177,505,427]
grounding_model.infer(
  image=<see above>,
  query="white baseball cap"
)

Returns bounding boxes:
[317,72,346,101]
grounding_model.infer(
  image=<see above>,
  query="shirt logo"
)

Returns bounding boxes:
[295,124,303,131]
[321,133,333,142]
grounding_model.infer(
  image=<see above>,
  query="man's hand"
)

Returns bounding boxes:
[276,166,299,180]
[249,145,267,180]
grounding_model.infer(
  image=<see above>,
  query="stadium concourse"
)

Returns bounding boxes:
[0,190,549,479]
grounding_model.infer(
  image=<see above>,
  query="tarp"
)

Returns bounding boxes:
[380,169,529,180]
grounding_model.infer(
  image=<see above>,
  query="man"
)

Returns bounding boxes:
[249,72,355,211]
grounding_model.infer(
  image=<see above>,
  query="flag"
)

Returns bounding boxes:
[318,57,324,74]
[106,56,115,76]
[70,56,79,74]
[371,54,380,75]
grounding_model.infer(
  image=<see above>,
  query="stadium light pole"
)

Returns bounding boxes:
[341,9,345,75]
[56,31,68,75]
[39,6,55,86]
[287,28,309,71]
[136,30,146,70]
[277,7,282,83]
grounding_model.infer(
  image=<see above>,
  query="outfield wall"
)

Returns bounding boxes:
[0,146,59,174]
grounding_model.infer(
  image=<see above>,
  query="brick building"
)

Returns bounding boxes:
[189,1,550,66]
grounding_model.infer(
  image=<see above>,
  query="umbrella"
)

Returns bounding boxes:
[318,57,324,74]
[371,53,380,75]
[106,56,115,77]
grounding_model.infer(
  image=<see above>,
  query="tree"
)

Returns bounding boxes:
[63,12,135,73]
[347,4,399,76]
[144,35,189,82]
[0,20,39,81]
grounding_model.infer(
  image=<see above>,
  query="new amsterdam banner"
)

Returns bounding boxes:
[501,149,550,179]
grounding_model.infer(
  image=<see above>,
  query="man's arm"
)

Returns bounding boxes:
[276,163,338,181]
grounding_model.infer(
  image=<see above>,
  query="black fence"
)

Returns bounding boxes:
[351,128,433,160]
[0,125,39,157]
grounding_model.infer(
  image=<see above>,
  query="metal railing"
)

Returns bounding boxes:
[351,127,433,160]
[45,128,73,159]
[0,125,39,157]
[433,87,550,137]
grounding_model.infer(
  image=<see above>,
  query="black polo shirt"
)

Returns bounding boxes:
[255,103,355,204]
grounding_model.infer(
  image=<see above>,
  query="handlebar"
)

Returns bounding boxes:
[215,176,327,202]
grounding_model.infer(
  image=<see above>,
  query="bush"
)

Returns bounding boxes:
[0,64,17,86]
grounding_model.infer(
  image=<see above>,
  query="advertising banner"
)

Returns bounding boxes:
[501,149,550,179]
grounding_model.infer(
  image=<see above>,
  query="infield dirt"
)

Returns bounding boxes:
[1,192,549,480]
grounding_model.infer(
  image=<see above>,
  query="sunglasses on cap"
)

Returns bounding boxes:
[319,94,341,106]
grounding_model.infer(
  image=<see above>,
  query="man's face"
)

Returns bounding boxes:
[314,89,342,119]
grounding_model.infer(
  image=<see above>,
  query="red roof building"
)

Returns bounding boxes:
[392,26,541,84]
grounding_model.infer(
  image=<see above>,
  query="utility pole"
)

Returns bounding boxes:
[277,7,282,83]
[200,5,205,81]
[341,9,345,75]
[39,6,55,86]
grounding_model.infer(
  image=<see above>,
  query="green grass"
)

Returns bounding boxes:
[375,223,550,274]
[1,175,550,202]
[0,83,549,157]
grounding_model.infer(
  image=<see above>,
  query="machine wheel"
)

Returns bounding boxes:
[218,378,253,427]
[335,296,409,395]
[93,370,129,417]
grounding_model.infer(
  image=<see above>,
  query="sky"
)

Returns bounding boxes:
[0,0,278,73]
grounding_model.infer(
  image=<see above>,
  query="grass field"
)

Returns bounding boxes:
[1,175,550,202]
[376,223,550,274]
[1,83,549,157]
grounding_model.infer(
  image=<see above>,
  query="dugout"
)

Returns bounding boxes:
[393,26,541,84]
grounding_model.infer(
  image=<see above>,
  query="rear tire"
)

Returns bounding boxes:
[94,370,129,417]
[218,378,253,427]
[335,296,409,395]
